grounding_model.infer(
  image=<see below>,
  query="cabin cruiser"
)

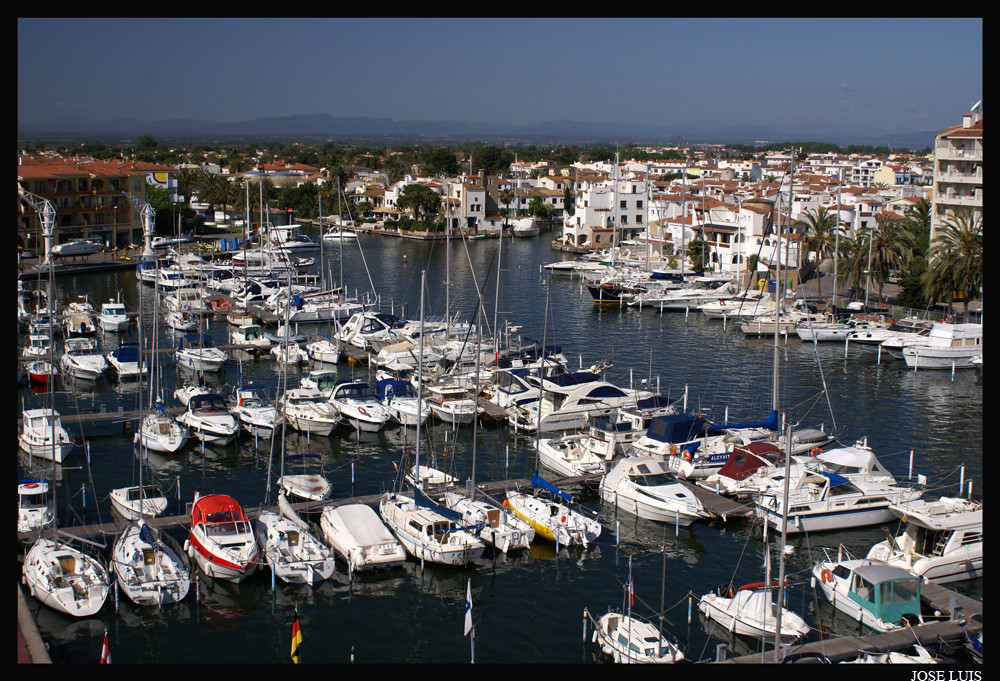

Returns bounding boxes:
[109,483,168,521]
[22,333,54,360]
[18,479,54,534]
[175,333,227,373]
[186,494,259,583]
[698,291,772,320]
[19,408,74,463]
[698,580,809,644]
[899,322,982,370]
[60,337,109,380]
[63,312,97,338]
[629,278,741,311]
[175,391,240,445]
[330,380,391,432]
[277,454,333,502]
[628,413,742,479]
[537,433,606,477]
[98,299,130,332]
[593,610,686,663]
[599,456,709,526]
[51,239,101,257]
[269,339,309,365]
[845,316,932,345]
[424,382,483,426]
[338,310,406,351]
[812,545,924,633]
[866,496,982,584]
[300,369,339,397]
[230,385,282,440]
[162,286,207,313]
[375,378,430,427]
[320,503,407,572]
[508,374,655,433]
[230,323,272,350]
[278,387,341,436]
[107,343,148,381]
[165,309,199,331]
[306,335,341,364]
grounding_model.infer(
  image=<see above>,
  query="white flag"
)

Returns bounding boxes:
[464,579,473,636]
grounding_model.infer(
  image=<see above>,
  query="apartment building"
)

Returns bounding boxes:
[931,109,983,241]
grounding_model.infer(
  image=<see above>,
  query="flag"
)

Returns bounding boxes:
[464,579,473,636]
[100,631,111,664]
[290,613,302,664]
[392,461,399,472]
[626,557,635,607]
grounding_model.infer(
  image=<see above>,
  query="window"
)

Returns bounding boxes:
[636,200,643,209]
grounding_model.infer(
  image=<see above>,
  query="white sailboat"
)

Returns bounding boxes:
[111,520,191,606]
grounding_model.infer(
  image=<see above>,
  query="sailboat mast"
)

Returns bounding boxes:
[773,422,794,656]
[415,271,426,480]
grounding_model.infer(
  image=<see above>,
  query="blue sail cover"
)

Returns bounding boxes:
[645,414,708,444]
[713,409,780,432]
[531,471,574,503]
[139,522,157,546]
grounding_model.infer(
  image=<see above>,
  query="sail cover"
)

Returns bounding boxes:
[531,471,573,502]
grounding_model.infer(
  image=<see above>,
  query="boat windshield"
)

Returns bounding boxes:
[629,470,679,487]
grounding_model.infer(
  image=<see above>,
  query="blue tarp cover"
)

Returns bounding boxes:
[645,414,708,444]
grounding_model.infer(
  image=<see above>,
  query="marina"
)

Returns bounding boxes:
[17,229,982,665]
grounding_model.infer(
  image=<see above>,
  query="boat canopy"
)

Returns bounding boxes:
[634,394,674,412]
[111,345,141,362]
[591,417,633,433]
[189,392,227,412]
[178,333,215,349]
[375,378,416,399]
[645,414,708,444]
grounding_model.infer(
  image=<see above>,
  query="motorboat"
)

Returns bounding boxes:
[51,238,101,257]
[230,323,272,350]
[64,312,97,338]
[269,339,309,366]
[593,610,686,663]
[442,491,534,554]
[18,479,54,534]
[138,403,188,454]
[698,291,772,320]
[106,343,148,381]
[163,286,207,314]
[174,382,212,407]
[375,378,430,427]
[300,369,339,398]
[866,496,982,584]
[155,266,192,292]
[795,314,889,342]
[109,483,168,520]
[165,309,199,332]
[425,382,482,426]
[537,433,606,477]
[508,374,654,433]
[22,537,110,617]
[278,453,333,502]
[330,380,391,432]
[378,491,485,566]
[740,307,827,337]
[22,333,54,359]
[811,545,923,633]
[599,456,709,526]
[842,644,940,664]
[175,391,240,445]
[337,310,405,351]
[322,228,358,242]
[512,217,539,237]
[900,322,983,370]
[504,474,601,547]
[112,520,191,606]
[628,413,740,479]
[255,502,336,585]
[19,408,74,463]
[751,442,925,534]
[697,581,809,643]
[405,464,458,497]
[319,503,407,572]
[305,335,341,364]
[845,316,932,345]
[175,333,227,373]
[25,360,59,385]
[230,385,282,440]
[629,279,740,312]
[701,442,787,497]
[60,336,109,380]
[278,387,341,436]
[185,493,259,583]
[98,299,130,332]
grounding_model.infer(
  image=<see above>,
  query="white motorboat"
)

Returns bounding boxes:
[512,217,539,237]
[740,307,827,337]
[98,299,130,332]
[900,322,983,370]
[629,413,740,479]
[230,385,282,440]
[845,316,932,345]
[537,433,606,477]
[698,292,772,320]
[175,333,227,372]
[278,453,333,502]
[186,493,259,583]
[18,479,54,534]
[442,491,535,554]
[106,343,148,381]
[599,456,709,526]
[22,537,110,617]
[405,464,458,497]
[330,380,391,432]
[139,404,188,454]
[109,483,168,521]
[795,314,889,342]
[51,238,101,257]
[22,333,54,359]
[60,336,109,380]
[162,285,207,314]
[19,408,74,463]
[697,581,809,643]
[425,382,482,426]
[64,312,97,337]
[378,491,485,566]
[112,520,191,606]
[300,369,339,397]
[843,644,940,664]
[270,338,309,365]
[175,391,240,445]
[337,310,405,351]
[320,503,407,572]
[629,279,740,311]
[866,496,982,584]
[811,546,924,633]
[322,228,358,242]
[374,378,429,427]
[165,309,199,331]
[508,375,654,433]
[230,323,272,350]
[305,335,341,364]
[504,474,601,547]
[593,611,686,664]
[278,387,341,436]
[255,505,336,586]
[701,442,787,497]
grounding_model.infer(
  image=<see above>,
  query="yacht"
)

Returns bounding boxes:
[278,387,341,436]
[230,385,282,440]
[592,611,685,663]
[330,380,391,432]
[845,316,932,345]
[22,538,110,617]
[51,239,101,257]
[60,337,109,380]
[175,333,227,373]
[508,374,655,433]
[277,453,333,503]
[106,343,148,381]
[899,322,982,370]
[112,520,191,606]
[375,378,430,427]
[18,479,55,534]
[425,382,482,426]
[186,493,259,583]
[98,299,131,332]
[599,456,709,526]
[378,491,486,566]
[175,391,240,445]
[255,505,335,585]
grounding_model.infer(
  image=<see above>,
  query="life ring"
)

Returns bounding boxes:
[881,303,887,310]
[358,406,367,416]
[820,569,833,583]
[683,450,692,462]
[670,444,678,456]
[810,447,822,457]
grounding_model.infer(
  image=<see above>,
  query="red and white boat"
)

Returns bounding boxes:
[26,360,59,384]
[185,494,259,583]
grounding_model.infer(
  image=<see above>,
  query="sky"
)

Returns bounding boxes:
[18,18,983,135]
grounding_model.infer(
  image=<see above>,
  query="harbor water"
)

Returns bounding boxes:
[18,230,982,664]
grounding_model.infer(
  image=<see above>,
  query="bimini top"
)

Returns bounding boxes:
[644,414,708,444]
[178,334,216,349]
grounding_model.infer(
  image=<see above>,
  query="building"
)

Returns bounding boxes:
[561,177,649,249]
[18,156,149,251]
[931,108,983,241]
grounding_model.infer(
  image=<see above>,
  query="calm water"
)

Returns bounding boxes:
[18,229,983,664]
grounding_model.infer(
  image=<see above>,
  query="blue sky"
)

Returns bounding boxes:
[18,18,982,135]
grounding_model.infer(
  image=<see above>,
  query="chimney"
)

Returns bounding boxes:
[963,113,976,128]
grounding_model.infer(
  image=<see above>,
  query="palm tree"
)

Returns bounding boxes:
[849,216,915,306]
[922,213,983,315]
[793,206,843,264]
[904,198,932,256]
[498,188,515,229]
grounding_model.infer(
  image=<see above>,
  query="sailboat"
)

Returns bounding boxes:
[111,520,191,606]
[379,271,486,567]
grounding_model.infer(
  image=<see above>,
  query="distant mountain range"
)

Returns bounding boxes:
[16,112,940,149]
